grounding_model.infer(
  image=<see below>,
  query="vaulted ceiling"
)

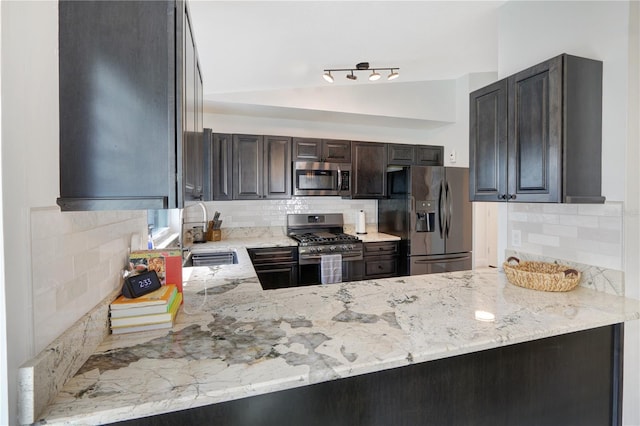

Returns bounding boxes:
[189,1,504,121]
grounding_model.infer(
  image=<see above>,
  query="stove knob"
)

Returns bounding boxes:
[329,246,336,252]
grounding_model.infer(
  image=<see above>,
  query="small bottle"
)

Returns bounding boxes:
[147,234,154,249]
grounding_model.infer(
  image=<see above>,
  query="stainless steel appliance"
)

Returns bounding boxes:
[287,213,363,284]
[378,166,472,275]
[293,161,351,197]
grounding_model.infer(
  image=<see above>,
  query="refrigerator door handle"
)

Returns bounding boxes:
[446,181,452,238]
[438,180,446,239]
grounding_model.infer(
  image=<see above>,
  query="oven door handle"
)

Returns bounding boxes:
[301,253,363,261]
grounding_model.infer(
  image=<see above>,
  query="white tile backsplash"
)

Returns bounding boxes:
[507,202,623,270]
[184,197,378,230]
[30,207,147,353]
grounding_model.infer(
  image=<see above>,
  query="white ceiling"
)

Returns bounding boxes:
[189,1,504,100]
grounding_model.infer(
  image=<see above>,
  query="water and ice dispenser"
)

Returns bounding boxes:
[415,200,436,232]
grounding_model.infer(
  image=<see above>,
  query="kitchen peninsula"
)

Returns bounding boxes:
[31,237,640,425]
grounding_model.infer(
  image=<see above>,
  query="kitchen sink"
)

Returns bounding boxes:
[183,250,238,267]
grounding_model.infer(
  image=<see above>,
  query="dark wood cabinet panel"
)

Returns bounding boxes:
[183,14,204,201]
[388,144,443,167]
[469,79,508,201]
[292,138,322,161]
[352,142,387,198]
[248,247,298,290]
[507,56,562,202]
[322,139,351,162]
[387,144,415,165]
[57,0,202,210]
[363,241,399,279]
[264,136,292,199]
[469,54,604,203]
[115,324,622,426]
[233,135,263,200]
[415,145,444,166]
[293,138,351,162]
[233,135,291,200]
[211,133,233,200]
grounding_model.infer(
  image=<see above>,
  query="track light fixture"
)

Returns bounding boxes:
[322,62,400,83]
[322,71,334,83]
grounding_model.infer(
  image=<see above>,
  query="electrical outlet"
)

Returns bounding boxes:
[449,150,456,163]
[511,229,522,247]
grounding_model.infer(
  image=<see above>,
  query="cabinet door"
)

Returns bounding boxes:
[507,56,562,202]
[363,241,399,279]
[352,142,387,198]
[292,138,322,161]
[233,134,263,199]
[195,60,205,200]
[469,79,508,201]
[212,133,233,200]
[58,1,176,210]
[182,7,198,200]
[364,258,399,279]
[388,144,415,165]
[322,140,351,162]
[264,136,292,199]
[415,146,444,166]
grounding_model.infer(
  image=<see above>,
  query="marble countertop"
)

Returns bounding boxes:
[37,251,640,425]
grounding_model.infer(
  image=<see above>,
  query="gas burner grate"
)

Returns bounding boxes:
[290,232,360,246]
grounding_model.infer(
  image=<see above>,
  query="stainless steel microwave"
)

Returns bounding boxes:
[293,161,351,197]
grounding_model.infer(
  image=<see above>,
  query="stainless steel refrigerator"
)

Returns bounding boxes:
[378,166,472,275]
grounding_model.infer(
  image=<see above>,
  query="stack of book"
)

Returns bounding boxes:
[110,284,182,334]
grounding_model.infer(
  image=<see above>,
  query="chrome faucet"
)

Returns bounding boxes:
[181,202,209,246]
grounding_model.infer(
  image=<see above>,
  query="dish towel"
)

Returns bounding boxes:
[320,254,342,284]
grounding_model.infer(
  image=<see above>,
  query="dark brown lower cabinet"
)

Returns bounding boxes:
[363,241,399,279]
[248,247,298,290]
[113,324,623,426]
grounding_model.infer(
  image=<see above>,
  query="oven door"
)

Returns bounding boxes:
[299,254,364,285]
[293,161,350,196]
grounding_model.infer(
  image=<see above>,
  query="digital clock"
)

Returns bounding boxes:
[122,270,162,298]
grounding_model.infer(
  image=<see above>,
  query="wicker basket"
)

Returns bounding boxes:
[502,256,581,292]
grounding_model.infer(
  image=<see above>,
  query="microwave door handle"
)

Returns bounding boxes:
[337,166,342,190]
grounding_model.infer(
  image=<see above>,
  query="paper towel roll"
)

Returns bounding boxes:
[356,210,367,234]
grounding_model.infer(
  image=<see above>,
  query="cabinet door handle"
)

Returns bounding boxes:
[509,194,517,200]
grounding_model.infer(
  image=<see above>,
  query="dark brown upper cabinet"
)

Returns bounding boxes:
[211,133,233,201]
[469,54,604,203]
[388,144,444,166]
[352,142,387,199]
[232,135,291,200]
[57,0,203,210]
[293,138,351,163]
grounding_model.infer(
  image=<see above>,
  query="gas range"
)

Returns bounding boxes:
[287,214,363,264]
[290,232,360,246]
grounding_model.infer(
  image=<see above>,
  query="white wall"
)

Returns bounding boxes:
[208,80,458,123]
[1,2,58,422]
[499,1,628,201]
[204,72,497,170]
[0,2,6,423]
[1,2,149,424]
[498,2,639,424]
